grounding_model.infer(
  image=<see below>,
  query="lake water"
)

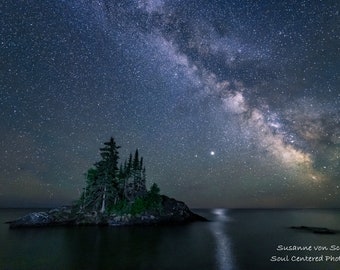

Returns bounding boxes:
[1,209,340,270]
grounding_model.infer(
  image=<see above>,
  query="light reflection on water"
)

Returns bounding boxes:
[1,209,340,270]
[210,208,234,270]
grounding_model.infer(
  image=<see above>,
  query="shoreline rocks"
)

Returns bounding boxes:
[6,196,207,229]
[290,226,337,235]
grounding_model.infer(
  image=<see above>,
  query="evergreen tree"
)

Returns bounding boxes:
[100,137,120,212]
[78,137,161,215]
[132,149,147,198]
[149,183,160,195]
[118,153,133,201]
[82,137,121,213]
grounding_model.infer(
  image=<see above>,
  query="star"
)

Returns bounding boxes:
[0,0,338,208]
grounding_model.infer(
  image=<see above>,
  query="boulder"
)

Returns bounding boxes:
[157,195,207,224]
[7,212,54,228]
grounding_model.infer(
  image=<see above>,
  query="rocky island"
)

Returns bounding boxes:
[7,137,206,228]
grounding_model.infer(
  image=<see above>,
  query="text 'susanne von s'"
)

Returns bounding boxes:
[270,245,340,263]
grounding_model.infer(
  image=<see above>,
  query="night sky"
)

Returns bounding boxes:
[1,0,339,208]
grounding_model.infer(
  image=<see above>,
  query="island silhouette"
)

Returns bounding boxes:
[7,137,206,228]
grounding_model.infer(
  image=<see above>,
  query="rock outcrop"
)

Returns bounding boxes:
[7,196,207,228]
[290,226,337,235]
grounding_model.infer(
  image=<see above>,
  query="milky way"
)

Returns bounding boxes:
[1,0,339,207]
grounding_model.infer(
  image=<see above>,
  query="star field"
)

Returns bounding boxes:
[0,0,339,207]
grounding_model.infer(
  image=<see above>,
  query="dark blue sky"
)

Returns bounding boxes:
[1,0,339,208]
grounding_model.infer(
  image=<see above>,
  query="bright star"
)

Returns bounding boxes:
[210,151,215,156]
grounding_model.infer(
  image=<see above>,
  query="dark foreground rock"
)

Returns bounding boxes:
[7,196,207,229]
[290,226,337,235]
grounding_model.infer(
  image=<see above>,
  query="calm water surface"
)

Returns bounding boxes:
[1,209,340,270]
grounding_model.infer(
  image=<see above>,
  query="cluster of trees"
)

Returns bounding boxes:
[78,137,161,214]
